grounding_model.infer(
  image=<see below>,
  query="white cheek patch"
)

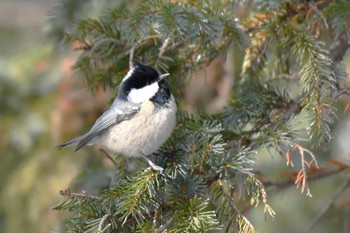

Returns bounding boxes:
[128,82,159,103]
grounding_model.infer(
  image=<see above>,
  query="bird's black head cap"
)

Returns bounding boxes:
[118,63,159,100]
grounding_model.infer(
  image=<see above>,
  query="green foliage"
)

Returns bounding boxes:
[63,0,247,90]
[52,0,350,232]
[239,1,349,148]
[325,0,350,41]
[171,196,220,233]
[54,112,265,232]
[106,169,160,225]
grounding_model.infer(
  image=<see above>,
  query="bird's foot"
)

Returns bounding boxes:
[142,156,164,173]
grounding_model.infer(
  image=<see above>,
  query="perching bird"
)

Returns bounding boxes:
[58,63,177,172]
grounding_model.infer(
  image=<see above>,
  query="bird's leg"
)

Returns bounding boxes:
[99,148,117,166]
[142,156,164,173]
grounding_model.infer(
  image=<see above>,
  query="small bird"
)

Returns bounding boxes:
[58,63,177,172]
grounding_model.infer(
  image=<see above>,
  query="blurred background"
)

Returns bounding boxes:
[0,0,350,233]
[0,0,111,232]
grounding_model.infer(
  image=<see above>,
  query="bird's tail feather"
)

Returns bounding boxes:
[57,134,86,150]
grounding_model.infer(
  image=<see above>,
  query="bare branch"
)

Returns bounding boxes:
[329,35,350,62]
[98,213,112,232]
[129,35,162,69]
[307,0,328,29]
[264,167,346,193]
[59,188,102,201]
[99,148,117,166]
[305,174,350,233]
[158,36,171,57]
[292,143,319,196]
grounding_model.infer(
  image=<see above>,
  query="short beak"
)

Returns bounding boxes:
[159,73,170,80]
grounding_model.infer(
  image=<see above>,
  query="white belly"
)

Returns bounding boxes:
[102,98,176,157]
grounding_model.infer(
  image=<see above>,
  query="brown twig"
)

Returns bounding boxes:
[98,213,113,232]
[154,35,172,69]
[59,188,102,200]
[307,0,328,29]
[159,36,171,58]
[264,167,346,193]
[293,143,319,195]
[99,148,118,166]
[128,35,162,69]
[329,35,350,62]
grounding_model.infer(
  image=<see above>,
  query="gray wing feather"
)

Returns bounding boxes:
[58,101,140,151]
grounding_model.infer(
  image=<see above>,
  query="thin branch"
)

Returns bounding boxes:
[285,150,294,167]
[292,143,319,197]
[90,38,124,57]
[59,188,102,201]
[98,213,112,232]
[343,206,350,233]
[305,174,350,233]
[219,180,255,232]
[99,148,118,166]
[158,36,171,57]
[307,0,328,29]
[299,144,319,168]
[299,145,311,196]
[334,89,350,100]
[264,167,346,193]
[129,44,136,69]
[152,210,161,231]
[167,40,185,51]
[329,35,350,62]
[129,35,162,69]
[154,35,172,69]
[158,217,174,232]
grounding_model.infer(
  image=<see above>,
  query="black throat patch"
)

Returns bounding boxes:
[150,79,171,107]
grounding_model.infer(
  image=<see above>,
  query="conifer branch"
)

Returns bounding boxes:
[90,38,124,59]
[307,0,329,29]
[51,1,350,232]
[129,35,162,68]
[59,188,102,201]
[211,179,256,232]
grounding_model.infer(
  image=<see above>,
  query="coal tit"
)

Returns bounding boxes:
[58,63,177,172]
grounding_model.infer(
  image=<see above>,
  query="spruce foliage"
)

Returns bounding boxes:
[52,0,350,232]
